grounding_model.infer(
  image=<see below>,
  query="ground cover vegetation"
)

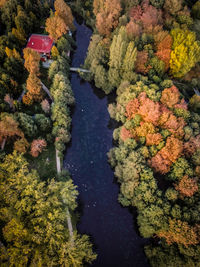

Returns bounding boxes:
[77,0,200,265]
[0,0,96,265]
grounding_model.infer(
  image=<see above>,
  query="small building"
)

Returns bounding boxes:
[26,34,54,62]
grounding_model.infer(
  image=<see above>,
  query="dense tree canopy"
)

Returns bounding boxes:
[93,0,122,36]
[0,152,96,266]
[0,3,96,266]
[81,0,200,265]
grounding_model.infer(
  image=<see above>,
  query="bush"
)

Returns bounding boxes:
[192,1,200,19]
[34,114,51,132]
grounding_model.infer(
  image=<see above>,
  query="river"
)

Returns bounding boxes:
[64,21,150,267]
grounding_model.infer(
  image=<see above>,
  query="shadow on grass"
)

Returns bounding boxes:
[26,144,57,181]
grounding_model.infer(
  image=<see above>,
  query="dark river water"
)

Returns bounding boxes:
[64,21,150,267]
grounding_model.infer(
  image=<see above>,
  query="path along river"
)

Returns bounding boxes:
[64,21,150,267]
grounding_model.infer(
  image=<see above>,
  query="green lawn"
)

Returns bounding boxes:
[26,144,57,180]
[40,66,51,89]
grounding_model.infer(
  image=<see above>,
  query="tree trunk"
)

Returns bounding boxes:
[1,137,7,150]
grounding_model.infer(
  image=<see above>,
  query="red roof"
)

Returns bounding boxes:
[26,34,53,54]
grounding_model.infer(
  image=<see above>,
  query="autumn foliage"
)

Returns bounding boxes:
[23,48,42,105]
[129,0,163,33]
[146,133,163,146]
[4,94,14,110]
[0,115,24,150]
[126,21,142,39]
[0,0,6,7]
[135,122,156,138]
[93,0,122,36]
[14,138,29,153]
[26,74,43,102]
[160,85,180,108]
[158,219,198,247]
[5,47,21,60]
[85,0,200,265]
[150,136,183,174]
[184,135,200,157]
[45,16,68,42]
[174,175,198,197]
[170,28,200,78]
[23,48,40,75]
[135,51,151,74]
[126,92,160,125]
[30,139,47,157]
[155,33,172,71]
[123,84,190,173]
[45,0,74,42]
[120,126,133,141]
[54,0,74,30]
[41,99,50,113]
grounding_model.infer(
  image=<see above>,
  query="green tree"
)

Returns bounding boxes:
[150,0,165,8]
[108,27,138,87]
[16,112,38,138]
[1,0,18,31]
[34,114,51,133]
[121,41,137,82]
[192,1,200,19]
[108,27,129,87]
[0,152,96,266]
[50,71,74,156]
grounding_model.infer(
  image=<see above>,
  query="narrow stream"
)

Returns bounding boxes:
[64,21,150,267]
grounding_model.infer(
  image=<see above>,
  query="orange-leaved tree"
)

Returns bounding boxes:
[30,139,47,157]
[129,0,163,33]
[135,51,151,74]
[0,0,7,7]
[54,0,74,30]
[155,32,172,71]
[174,175,198,197]
[146,133,163,146]
[26,74,43,102]
[149,136,183,174]
[0,115,24,150]
[23,48,40,75]
[93,0,122,36]
[160,85,180,108]
[184,135,200,157]
[23,48,42,104]
[120,126,133,141]
[157,218,198,247]
[45,15,68,42]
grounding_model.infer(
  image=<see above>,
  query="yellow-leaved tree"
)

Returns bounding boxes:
[45,0,74,42]
[45,15,68,42]
[23,48,42,105]
[170,28,200,78]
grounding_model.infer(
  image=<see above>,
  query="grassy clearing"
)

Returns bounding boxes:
[27,144,57,180]
[40,66,51,89]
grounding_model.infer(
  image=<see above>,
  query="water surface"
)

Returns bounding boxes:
[64,21,150,267]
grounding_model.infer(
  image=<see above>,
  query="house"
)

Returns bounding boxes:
[26,34,54,61]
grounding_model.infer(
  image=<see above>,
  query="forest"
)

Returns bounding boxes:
[1,0,200,266]
[75,0,200,266]
[0,0,96,266]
